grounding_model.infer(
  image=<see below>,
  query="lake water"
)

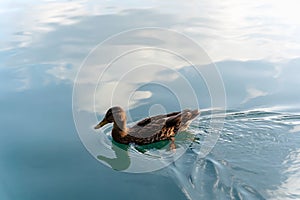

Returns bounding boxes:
[1,1,300,199]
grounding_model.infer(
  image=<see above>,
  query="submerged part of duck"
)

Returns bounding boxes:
[94,106,200,148]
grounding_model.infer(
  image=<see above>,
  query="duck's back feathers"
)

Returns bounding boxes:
[129,115,167,139]
[126,109,199,145]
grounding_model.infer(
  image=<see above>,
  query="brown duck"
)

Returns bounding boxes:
[94,106,200,149]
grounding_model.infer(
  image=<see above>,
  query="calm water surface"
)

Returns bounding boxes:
[1,1,300,199]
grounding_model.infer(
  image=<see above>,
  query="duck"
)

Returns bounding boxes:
[94,106,200,149]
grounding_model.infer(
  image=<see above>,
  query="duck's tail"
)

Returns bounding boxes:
[191,109,200,119]
[166,109,200,132]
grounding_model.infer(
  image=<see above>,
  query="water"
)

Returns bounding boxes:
[1,0,300,199]
[168,110,300,199]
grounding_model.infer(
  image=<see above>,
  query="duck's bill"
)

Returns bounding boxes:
[94,119,108,129]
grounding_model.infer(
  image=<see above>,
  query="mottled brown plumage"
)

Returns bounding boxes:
[94,106,200,147]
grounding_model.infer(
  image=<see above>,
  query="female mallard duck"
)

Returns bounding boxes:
[94,106,200,149]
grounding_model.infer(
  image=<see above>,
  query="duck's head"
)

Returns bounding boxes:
[94,106,126,129]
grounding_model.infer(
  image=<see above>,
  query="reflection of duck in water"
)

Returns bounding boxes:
[97,141,130,171]
[95,106,200,150]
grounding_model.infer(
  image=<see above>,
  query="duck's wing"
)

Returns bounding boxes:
[133,111,180,127]
[129,116,168,139]
[126,110,200,145]
[128,112,183,139]
[135,111,181,127]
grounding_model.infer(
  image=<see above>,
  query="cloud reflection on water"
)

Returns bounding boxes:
[4,0,300,67]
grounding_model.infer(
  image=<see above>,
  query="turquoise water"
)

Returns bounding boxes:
[1,1,300,199]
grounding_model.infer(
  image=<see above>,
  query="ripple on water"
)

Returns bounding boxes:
[165,109,300,200]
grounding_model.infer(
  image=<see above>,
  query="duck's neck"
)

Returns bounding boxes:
[112,120,128,139]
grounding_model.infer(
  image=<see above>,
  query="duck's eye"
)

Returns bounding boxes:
[106,110,112,116]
